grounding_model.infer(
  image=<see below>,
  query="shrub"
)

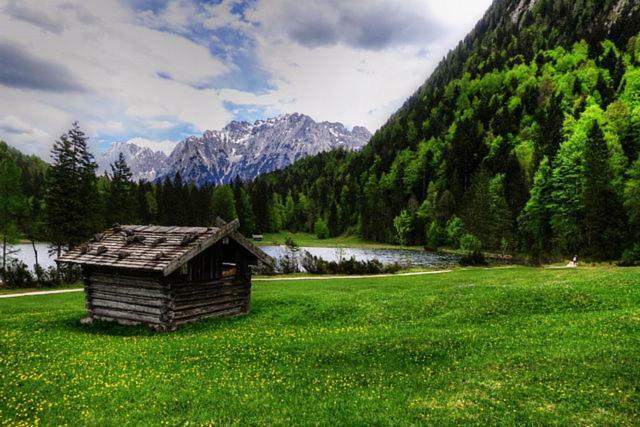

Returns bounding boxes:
[300,251,402,275]
[2,259,34,288]
[277,238,301,274]
[0,262,82,289]
[393,210,413,246]
[314,218,330,239]
[459,234,487,266]
[426,221,446,249]
[618,243,640,267]
[445,216,464,248]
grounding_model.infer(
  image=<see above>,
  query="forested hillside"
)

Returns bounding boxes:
[4,0,640,266]
[241,0,640,261]
[0,142,48,241]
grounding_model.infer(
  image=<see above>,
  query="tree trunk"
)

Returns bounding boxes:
[30,237,40,280]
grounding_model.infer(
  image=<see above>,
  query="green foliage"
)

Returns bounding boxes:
[459,233,486,266]
[234,187,255,235]
[212,186,237,223]
[106,153,137,225]
[267,193,285,232]
[426,221,445,249]
[519,157,554,260]
[618,243,640,266]
[445,216,464,248]
[624,159,640,226]
[6,2,640,263]
[393,210,412,246]
[0,158,24,279]
[45,122,101,255]
[582,122,625,260]
[314,217,329,240]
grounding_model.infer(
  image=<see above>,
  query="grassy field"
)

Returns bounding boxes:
[259,231,423,250]
[1,267,639,425]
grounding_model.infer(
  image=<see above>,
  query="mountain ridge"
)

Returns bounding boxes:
[97,113,371,185]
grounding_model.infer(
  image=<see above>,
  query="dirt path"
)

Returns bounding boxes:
[0,270,453,299]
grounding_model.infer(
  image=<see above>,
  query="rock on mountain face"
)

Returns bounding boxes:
[97,142,168,182]
[98,114,370,185]
[161,113,371,185]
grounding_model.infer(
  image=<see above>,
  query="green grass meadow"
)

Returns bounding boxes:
[260,231,424,250]
[1,267,639,425]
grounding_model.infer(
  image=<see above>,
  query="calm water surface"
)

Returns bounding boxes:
[13,243,459,271]
[260,246,460,268]
[13,243,57,270]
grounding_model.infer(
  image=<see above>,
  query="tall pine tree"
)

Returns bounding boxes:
[106,152,136,225]
[583,123,624,259]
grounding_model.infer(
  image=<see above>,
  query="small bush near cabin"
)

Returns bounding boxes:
[459,234,486,266]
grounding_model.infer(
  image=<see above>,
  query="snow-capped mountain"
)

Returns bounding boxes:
[97,142,168,182]
[98,113,371,185]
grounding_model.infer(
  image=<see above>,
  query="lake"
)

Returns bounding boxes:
[12,243,58,271]
[12,243,459,272]
[260,246,460,269]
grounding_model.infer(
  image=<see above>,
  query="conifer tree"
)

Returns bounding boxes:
[68,122,101,239]
[0,158,23,279]
[212,186,237,223]
[583,123,624,259]
[518,157,553,260]
[46,130,81,256]
[235,187,255,235]
[106,152,136,225]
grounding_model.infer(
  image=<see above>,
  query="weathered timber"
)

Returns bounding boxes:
[174,307,244,325]
[174,292,250,311]
[174,299,246,321]
[89,274,167,288]
[57,223,271,331]
[92,307,163,324]
[173,287,249,304]
[89,291,166,308]
[91,298,166,315]
[89,283,169,299]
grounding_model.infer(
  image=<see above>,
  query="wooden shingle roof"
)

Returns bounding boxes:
[56,220,274,275]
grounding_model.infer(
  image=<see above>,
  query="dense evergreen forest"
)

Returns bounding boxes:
[241,0,640,262]
[3,0,640,269]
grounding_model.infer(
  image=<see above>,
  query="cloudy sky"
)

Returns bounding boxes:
[0,0,491,158]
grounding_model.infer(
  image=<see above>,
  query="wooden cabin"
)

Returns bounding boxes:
[56,219,273,331]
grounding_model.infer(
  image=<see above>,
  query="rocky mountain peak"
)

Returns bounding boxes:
[96,114,371,185]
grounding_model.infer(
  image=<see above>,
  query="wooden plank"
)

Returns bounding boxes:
[174,299,245,320]
[91,298,165,315]
[174,293,249,311]
[174,306,244,324]
[174,286,249,302]
[89,280,168,292]
[90,284,169,298]
[90,274,166,288]
[89,291,166,308]
[92,308,163,324]
[162,219,239,276]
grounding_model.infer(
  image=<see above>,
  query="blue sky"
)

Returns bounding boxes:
[0,0,491,158]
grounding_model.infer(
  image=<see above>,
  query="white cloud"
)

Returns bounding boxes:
[232,0,493,131]
[0,0,492,158]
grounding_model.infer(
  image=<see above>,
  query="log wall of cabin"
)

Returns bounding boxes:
[82,240,254,330]
[83,267,172,329]
[168,242,252,326]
